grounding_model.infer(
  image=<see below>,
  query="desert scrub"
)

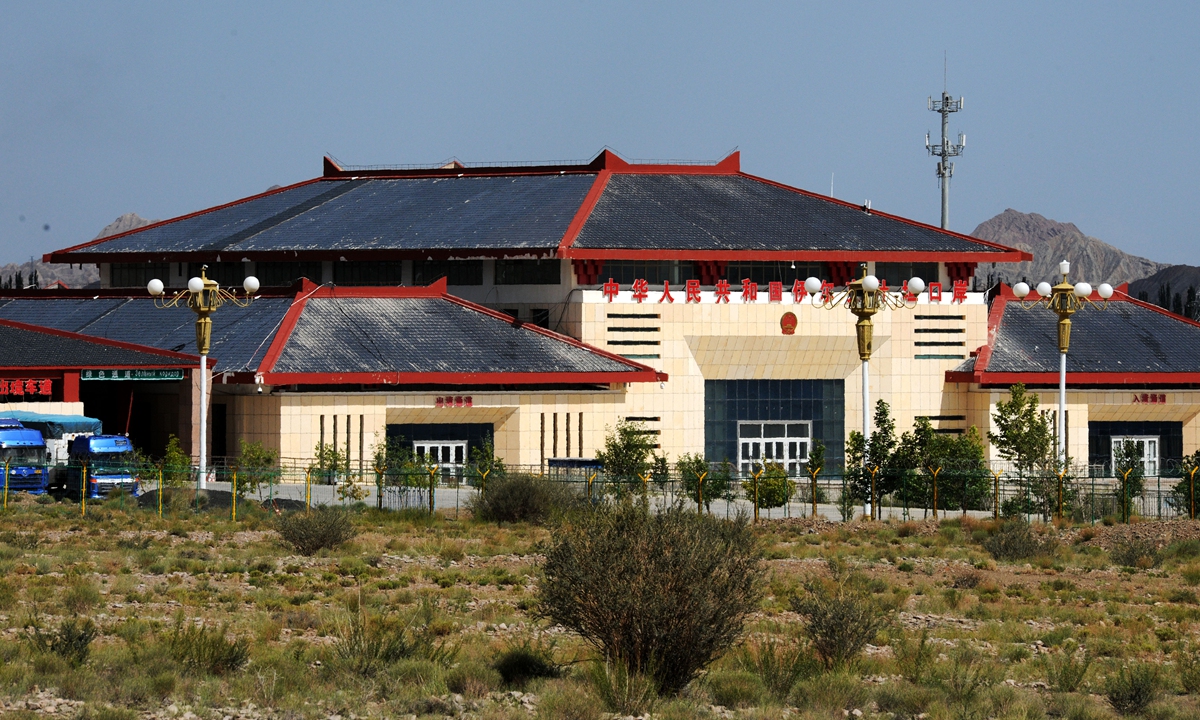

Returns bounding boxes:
[275,507,357,555]
[25,616,97,667]
[982,520,1056,561]
[1109,536,1162,569]
[165,618,249,675]
[468,472,583,524]
[734,636,820,702]
[538,502,763,694]
[790,559,894,669]
[1104,662,1162,715]
[492,638,562,688]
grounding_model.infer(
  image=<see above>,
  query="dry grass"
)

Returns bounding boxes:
[0,496,1198,718]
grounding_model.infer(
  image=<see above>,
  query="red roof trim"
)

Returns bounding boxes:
[0,318,207,366]
[561,248,1021,262]
[260,370,663,385]
[318,149,740,180]
[557,170,612,256]
[44,177,323,262]
[256,279,323,375]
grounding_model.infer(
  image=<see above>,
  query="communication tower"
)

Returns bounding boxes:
[926,91,965,229]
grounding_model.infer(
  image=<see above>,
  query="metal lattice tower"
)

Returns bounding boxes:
[926,91,965,229]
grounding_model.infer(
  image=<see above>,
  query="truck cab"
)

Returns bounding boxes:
[66,435,139,499]
[0,418,50,494]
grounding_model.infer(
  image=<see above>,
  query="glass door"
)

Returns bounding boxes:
[414,441,467,476]
[739,422,811,476]
[1111,436,1159,476]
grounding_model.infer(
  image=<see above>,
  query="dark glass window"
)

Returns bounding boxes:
[598,261,696,285]
[875,262,939,289]
[186,262,248,288]
[256,262,322,286]
[334,261,405,286]
[413,260,483,286]
[495,259,561,285]
[109,263,171,288]
[531,309,551,329]
[1088,421,1183,475]
[725,262,827,286]
[704,379,844,470]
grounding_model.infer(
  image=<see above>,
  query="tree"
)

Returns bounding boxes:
[745,462,793,516]
[1113,439,1147,522]
[161,434,192,488]
[988,384,1052,475]
[468,438,506,479]
[370,435,423,488]
[595,421,656,482]
[310,440,349,484]
[234,440,277,498]
[676,453,708,508]
[1168,449,1200,518]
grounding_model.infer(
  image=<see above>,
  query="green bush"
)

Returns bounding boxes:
[789,672,869,713]
[735,637,820,702]
[789,560,893,669]
[165,618,249,675]
[891,629,935,684]
[445,661,502,698]
[276,507,357,555]
[1177,646,1200,695]
[743,462,794,512]
[538,502,764,695]
[332,604,455,677]
[468,473,582,525]
[982,520,1055,561]
[873,682,936,720]
[535,680,603,720]
[705,670,766,709]
[586,660,657,716]
[1109,536,1162,569]
[1104,663,1162,716]
[1044,643,1091,693]
[493,638,561,688]
[26,616,97,667]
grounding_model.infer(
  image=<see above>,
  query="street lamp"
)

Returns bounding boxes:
[148,266,259,489]
[1011,260,1112,469]
[805,264,926,519]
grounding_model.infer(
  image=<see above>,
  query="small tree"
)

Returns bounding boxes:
[1169,449,1200,518]
[746,462,793,517]
[595,421,656,482]
[1113,439,1147,522]
[676,453,709,509]
[234,440,277,499]
[537,503,764,694]
[469,438,506,480]
[310,441,349,485]
[989,384,1052,475]
[161,434,192,488]
[371,435,422,487]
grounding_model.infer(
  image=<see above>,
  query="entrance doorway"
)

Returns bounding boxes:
[414,441,467,469]
[1111,436,1160,476]
[738,421,811,476]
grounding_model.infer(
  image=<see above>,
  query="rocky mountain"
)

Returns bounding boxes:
[0,213,156,289]
[1128,264,1200,306]
[970,209,1168,288]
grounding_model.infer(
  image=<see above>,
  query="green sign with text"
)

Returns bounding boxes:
[81,369,185,381]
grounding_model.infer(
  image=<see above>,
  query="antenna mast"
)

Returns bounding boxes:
[926,87,965,229]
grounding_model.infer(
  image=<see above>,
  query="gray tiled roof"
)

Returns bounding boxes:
[573,175,1008,252]
[59,175,596,256]
[0,324,194,368]
[0,298,292,373]
[987,300,1200,373]
[271,297,640,376]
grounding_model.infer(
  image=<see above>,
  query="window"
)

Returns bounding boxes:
[876,262,939,288]
[1112,436,1159,476]
[334,261,405,286]
[413,260,483,286]
[598,261,695,285]
[187,262,246,288]
[738,421,810,476]
[256,262,322,286]
[109,263,170,288]
[495,259,561,285]
[531,308,550,329]
[725,262,827,287]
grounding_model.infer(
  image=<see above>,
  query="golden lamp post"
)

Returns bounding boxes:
[1011,260,1111,467]
[147,266,259,489]
[802,264,927,519]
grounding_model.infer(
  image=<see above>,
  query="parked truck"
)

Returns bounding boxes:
[0,418,50,494]
[61,434,140,499]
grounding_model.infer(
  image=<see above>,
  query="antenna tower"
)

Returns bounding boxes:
[926,88,965,229]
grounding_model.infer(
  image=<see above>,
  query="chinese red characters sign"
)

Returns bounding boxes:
[0,379,52,397]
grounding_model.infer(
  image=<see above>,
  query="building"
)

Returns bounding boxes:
[11,148,1182,480]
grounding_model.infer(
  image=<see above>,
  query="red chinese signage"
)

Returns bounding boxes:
[0,379,53,397]
[598,278,974,304]
[1132,393,1166,405]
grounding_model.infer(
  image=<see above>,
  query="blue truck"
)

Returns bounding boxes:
[61,435,140,499]
[0,418,50,494]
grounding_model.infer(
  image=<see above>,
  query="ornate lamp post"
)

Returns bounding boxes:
[147,266,259,489]
[1011,260,1112,468]
[804,265,927,518]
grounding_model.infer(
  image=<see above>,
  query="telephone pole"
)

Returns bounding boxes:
[926,92,964,229]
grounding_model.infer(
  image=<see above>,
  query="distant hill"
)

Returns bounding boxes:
[0,213,156,289]
[1128,265,1200,313]
[971,209,1168,288]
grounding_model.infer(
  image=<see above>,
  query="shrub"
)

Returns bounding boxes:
[706,670,766,709]
[445,661,502,698]
[537,502,764,695]
[1109,537,1162,569]
[1044,643,1091,693]
[1105,663,1162,716]
[26,617,97,667]
[276,507,357,555]
[1177,645,1200,695]
[469,473,581,525]
[892,628,935,684]
[332,603,455,677]
[873,682,936,719]
[735,637,820,703]
[789,560,893,669]
[790,672,869,713]
[951,567,983,589]
[535,680,603,720]
[62,580,102,614]
[586,660,657,715]
[493,638,561,688]
[165,618,249,675]
[982,520,1055,561]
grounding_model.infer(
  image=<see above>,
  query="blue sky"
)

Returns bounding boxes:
[2,2,1198,265]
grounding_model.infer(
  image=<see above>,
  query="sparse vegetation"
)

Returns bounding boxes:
[467,472,581,524]
[275,506,357,554]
